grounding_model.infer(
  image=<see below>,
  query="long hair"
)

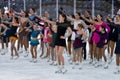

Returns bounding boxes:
[60,13,68,22]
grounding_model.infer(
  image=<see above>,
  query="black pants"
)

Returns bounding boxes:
[82,42,87,60]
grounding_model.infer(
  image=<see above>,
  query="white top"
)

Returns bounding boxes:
[67,16,88,29]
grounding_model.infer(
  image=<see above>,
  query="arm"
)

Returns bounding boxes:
[39,16,56,25]
[103,22,111,33]
[77,29,88,39]
[67,16,75,22]
[60,27,72,39]
[0,24,8,35]
[25,19,33,29]
[81,15,96,25]
[81,20,88,29]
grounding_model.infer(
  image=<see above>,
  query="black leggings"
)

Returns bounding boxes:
[82,42,87,60]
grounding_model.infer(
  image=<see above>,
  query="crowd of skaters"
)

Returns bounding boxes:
[0,7,120,74]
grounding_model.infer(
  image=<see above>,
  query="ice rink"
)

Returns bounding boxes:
[0,45,120,80]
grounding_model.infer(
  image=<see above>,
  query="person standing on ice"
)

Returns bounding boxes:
[107,14,120,74]
[40,13,72,74]
[27,24,42,63]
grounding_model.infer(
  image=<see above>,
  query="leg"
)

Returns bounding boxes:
[30,46,34,59]
[40,42,44,57]
[34,46,37,59]
[110,41,115,58]
[57,46,65,65]
[12,40,19,57]
[68,41,72,55]
[82,43,87,60]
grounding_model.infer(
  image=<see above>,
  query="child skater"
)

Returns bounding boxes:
[0,18,8,55]
[72,23,88,69]
[49,24,57,66]
[41,22,51,60]
[29,24,42,63]
[95,26,109,69]
[9,16,19,59]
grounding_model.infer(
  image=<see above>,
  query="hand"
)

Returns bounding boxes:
[0,32,4,35]
[60,36,66,39]
[81,14,85,19]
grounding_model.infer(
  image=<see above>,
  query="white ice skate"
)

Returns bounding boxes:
[55,66,62,73]
[14,56,19,60]
[1,49,5,55]
[114,66,120,74]
[53,61,57,66]
[49,61,54,65]
[104,62,108,69]
[33,59,37,63]
[30,58,34,62]
[24,51,29,57]
[61,68,67,74]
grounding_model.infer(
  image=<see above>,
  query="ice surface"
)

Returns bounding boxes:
[0,43,119,80]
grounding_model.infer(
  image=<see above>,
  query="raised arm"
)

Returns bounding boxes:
[67,16,75,22]
[81,15,96,25]
[39,16,56,25]
[81,20,88,29]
